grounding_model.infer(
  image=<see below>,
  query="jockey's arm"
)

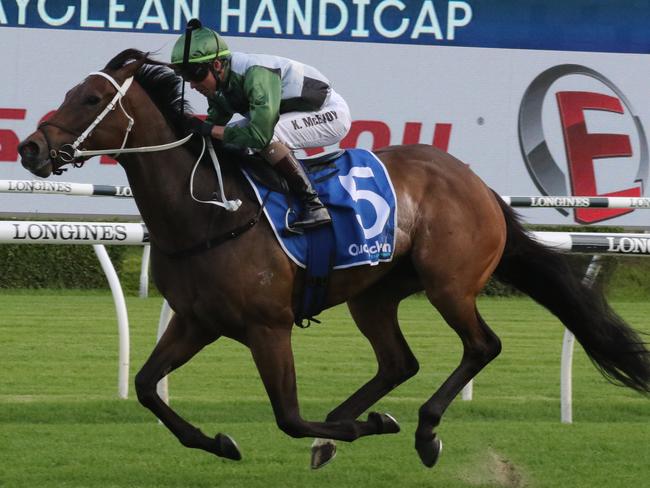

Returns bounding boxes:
[205,96,233,127]
[222,66,282,149]
[209,125,225,139]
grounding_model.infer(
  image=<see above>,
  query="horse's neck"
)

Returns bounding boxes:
[123,148,251,253]
[119,93,250,252]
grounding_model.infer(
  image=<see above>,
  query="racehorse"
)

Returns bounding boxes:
[18,50,650,468]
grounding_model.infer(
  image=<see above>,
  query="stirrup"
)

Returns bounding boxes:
[283,208,305,236]
[291,209,332,230]
[282,207,331,234]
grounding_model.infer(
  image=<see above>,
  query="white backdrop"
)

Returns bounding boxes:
[1,23,649,225]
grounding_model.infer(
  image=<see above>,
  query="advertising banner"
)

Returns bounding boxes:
[1,0,649,226]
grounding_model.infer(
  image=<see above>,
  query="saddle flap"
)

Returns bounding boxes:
[241,148,397,270]
[237,149,346,194]
[241,157,289,194]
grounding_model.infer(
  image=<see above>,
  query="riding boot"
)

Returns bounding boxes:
[261,142,332,229]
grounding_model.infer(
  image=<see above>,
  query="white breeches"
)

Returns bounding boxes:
[227,89,351,150]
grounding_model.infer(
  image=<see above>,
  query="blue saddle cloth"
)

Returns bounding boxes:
[242,148,397,270]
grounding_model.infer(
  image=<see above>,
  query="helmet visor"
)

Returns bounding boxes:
[173,63,210,83]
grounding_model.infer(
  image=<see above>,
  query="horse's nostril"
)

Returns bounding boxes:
[18,141,40,159]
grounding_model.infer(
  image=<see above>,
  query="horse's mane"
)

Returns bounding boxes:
[103,49,260,176]
[104,49,192,140]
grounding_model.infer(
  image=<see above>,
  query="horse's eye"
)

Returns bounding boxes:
[84,95,101,106]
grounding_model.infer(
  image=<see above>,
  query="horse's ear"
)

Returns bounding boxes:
[117,56,147,80]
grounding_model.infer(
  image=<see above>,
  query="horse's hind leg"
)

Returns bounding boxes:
[312,291,419,468]
[329,292,419,420]
[416,295,501,467]
[134,315,240,460]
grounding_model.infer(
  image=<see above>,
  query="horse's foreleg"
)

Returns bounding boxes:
[311,293,418,468]
[248,324,400,442]
[134,315,239,460]
[416,298,501,468]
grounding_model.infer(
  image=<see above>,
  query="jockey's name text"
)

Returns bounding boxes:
[292,111,338,131]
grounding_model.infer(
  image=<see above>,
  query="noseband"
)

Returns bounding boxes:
[37,72,135,172]
[38,120,84,172]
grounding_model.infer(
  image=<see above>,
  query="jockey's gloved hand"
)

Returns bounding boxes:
[185,117,214,137]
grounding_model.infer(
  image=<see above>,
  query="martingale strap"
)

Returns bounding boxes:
[165,191,270,259]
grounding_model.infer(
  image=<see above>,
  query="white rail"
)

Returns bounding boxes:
[533,231,650,255]
[0,179,132,197]
[0,220,148,399]
[501,195,650,209]
[93,245,130,399]
[3,179,650,210]
[0,220,148,245]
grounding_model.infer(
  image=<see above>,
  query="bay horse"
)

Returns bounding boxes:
[18,50,649,468]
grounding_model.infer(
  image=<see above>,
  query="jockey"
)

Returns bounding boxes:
[170,20,352,230]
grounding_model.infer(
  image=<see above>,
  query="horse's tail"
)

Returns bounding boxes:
[492,192,650,393]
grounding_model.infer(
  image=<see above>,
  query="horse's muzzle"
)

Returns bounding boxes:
[18,133,54,177]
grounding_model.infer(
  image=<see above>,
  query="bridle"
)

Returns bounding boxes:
[37,71,191,172]
[36,69,240,211]
[38,72,133,169]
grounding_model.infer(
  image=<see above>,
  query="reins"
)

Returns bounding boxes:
[38,66,261,257]
[38,73,190,163]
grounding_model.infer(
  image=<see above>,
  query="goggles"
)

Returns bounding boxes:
[174,63,210,83]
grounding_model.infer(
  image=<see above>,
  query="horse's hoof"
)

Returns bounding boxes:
[415,434,443,468]
[368,412,401,434]
[311,439,337,469]
[215,433,242,461]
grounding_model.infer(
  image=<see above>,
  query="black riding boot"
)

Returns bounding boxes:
[262,142,331,229]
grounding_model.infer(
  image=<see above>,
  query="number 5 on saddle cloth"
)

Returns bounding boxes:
[242,148,398,326]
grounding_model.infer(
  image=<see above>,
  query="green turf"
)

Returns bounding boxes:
[0,292,648,487]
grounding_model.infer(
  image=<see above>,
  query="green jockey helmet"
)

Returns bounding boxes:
[171,26,231,65]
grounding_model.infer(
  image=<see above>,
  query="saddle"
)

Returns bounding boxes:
[218,147,344,326]
[222,145,344,193]
[240,148,398,327]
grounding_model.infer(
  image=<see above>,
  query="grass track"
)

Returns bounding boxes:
[0,291,648,487]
